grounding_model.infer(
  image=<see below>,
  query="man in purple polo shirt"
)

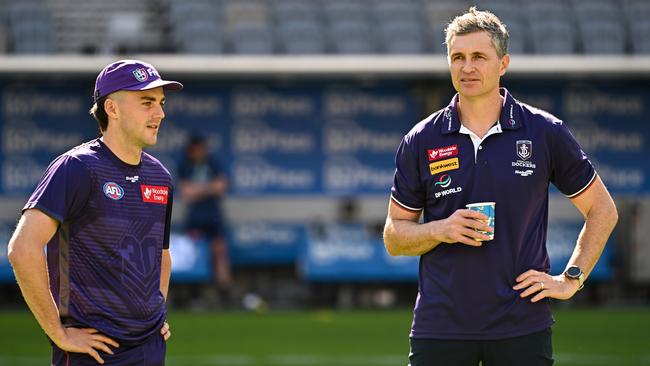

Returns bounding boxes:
[8,60,182,365]
[384,8,618,366]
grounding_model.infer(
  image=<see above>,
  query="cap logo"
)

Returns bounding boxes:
[132,67,149,82]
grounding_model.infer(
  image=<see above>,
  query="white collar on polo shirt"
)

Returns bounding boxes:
[459,122,502,162]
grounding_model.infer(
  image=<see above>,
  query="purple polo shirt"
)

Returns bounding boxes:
[24,138,174,344]
[390,89,595,340]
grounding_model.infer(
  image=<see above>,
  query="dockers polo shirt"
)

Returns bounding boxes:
[390,88,596,340]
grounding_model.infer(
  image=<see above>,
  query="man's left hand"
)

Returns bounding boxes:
[513,269,580,302]
[160,321,171,341]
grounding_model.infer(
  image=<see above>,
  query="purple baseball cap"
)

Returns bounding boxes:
[93,59,183,102]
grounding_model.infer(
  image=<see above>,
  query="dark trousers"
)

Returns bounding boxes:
[409,327,553,366]
[52,333,166,366]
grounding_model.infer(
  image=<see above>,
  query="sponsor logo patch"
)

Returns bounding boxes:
[435,186,462,199]
[103,182,124,200]
[429,157,459,175]
[434,174,452,188]
[140,185,169,204]
[427,144,458,161]
[515,169,534,177]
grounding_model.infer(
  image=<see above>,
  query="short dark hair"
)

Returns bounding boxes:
[89,96,108,134]
[445,6,509,58]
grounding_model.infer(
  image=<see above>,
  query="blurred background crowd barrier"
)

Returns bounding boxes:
[0,0,648,311]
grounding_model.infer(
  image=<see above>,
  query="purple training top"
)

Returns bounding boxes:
[390,89,595,340]
[24,138,174,344]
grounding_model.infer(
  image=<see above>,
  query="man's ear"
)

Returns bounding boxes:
[499,54,510,76]
[104,97,119,119]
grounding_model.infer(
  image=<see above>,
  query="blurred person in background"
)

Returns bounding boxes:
[383,7,618,366]
[178,135,232,302]
[8,59,182,365]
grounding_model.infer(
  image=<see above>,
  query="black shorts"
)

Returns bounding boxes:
[409,327,553,366]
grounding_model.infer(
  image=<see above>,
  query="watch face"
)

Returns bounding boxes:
[567,266,581,278]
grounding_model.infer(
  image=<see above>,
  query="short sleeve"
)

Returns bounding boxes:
[550,122,596,197]
[390,136,425,211]
[23,155,92,223]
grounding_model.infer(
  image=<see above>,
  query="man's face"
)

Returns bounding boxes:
[448,31,509,99]
[109,87,166,148]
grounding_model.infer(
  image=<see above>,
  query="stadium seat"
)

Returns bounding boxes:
[622,1,650,54]
[373,0,420,24]
[328,19,376,54]
[0,24,7,54]
[229,22,275,54]
[522,0,573,20]
[48,0,163,53]
[529,19,577,54]
[579,20,627,54]
[223,0,273,54]
[272,0,321,23]
[502,20,527,54]
[8,2,55,54]
[572,0,623,23]
[323,0,369,24]
[629,19,650,54]
[174,21,224,54]
[428,23,448,54]
[378,20,425,54]
[224,0,271,27]
[167,1,220,26]
[622,0,650,20]
[423,0,471,25]
[277,20,326,54]
[106,12,145,54]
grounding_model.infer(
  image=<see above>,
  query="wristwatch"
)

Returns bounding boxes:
[564,265,585,291]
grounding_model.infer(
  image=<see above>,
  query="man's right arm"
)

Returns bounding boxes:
[383,200,493,256]
[8,209,118,364]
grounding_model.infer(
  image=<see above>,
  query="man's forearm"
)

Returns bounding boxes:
[567,200,618,280]
[9,245,66,343]
[384,218,443,256]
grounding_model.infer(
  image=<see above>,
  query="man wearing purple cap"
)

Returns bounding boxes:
[8,59,183,365]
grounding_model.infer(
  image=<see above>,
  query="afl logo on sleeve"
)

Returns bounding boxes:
[140,185,169,204]
[103,182,125,200]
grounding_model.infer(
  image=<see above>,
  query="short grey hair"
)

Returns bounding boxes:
[444,7,510,58]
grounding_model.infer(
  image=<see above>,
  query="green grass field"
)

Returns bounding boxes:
[0,307,648,366]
